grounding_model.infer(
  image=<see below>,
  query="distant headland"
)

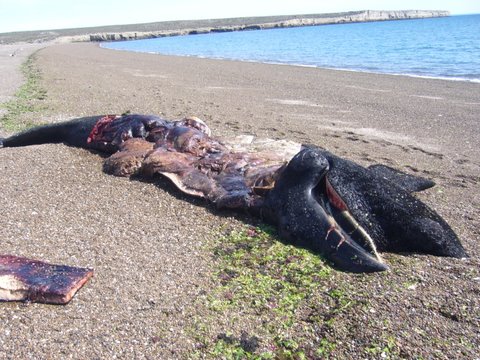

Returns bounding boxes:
[0,10,449,44]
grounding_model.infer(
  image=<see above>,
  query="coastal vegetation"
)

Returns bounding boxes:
[189,222,478,358]
[189,225,398,358]
[0,52,47,131]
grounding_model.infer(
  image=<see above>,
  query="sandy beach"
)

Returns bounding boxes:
[1,42,479,358]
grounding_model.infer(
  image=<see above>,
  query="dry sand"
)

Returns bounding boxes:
[0,42,479,359]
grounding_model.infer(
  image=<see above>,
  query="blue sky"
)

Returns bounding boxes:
[1,0,479,33]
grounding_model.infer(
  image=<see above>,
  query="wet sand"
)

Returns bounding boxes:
[1,42,479,358]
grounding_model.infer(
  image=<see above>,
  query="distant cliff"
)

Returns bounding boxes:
[0,10,449,44]
[83,10,449,43]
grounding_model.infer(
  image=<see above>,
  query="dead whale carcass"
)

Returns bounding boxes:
[0,114,467,273]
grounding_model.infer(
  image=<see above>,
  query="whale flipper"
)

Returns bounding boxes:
[368,164,435,192]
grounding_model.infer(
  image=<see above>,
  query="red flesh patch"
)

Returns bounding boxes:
[0,255,93,304]
[87,115,119,143]
[326,178,348,211]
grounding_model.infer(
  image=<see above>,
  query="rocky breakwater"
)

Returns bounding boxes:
[85,10,449,42]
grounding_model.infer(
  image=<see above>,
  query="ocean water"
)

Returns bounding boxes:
[102,14,480,82]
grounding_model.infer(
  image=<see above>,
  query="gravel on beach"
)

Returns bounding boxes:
[0,42,479,359]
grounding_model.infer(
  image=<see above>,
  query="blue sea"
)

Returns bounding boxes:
[102,14,480,82]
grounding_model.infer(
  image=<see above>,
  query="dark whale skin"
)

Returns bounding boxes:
[261,149,389,272]
[310,148,467,259]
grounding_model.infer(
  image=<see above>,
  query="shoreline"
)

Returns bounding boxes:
[100,44,480,84]
[0,42,479,358]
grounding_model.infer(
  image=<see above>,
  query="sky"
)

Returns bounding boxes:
[0,0,479,33]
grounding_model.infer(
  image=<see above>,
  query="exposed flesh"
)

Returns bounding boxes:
[0,255,93,304]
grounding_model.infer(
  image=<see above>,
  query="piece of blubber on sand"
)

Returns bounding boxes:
[0,255,93,304]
